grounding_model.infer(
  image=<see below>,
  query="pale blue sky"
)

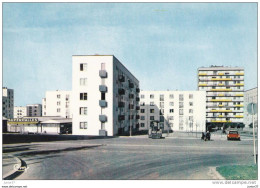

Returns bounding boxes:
[3,3,257,106]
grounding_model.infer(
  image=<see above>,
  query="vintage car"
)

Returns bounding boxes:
[227,130,240,141]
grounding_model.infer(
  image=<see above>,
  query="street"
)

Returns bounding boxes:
[3,134,256,180]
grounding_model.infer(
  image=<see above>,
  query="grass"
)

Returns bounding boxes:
[216,165,258,180]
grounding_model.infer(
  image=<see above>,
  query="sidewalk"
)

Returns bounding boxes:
[2,154,21,179]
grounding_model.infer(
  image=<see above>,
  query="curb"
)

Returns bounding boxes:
[208,167,225,180]
[3,154,22,179]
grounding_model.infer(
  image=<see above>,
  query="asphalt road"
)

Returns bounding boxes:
[3,135,256,180]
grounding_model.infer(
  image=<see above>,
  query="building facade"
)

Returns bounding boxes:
[198,66,244,129]
[2,87,14,119]
[139,91,206,132]
[26,104,42,117]
[72,55,139,136]
[244,87,258,127]
[14,106,27,118]
[42,90,72,118]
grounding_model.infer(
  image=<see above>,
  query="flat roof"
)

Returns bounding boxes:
[198,66,244,71]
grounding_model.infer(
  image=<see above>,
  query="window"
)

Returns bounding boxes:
[189,116,193,121]
[57,108,61,112]
[80,63,87,71]
[169,102,174,106]
[169,116,174,120]
[160,102,164,108]
[57,101,61,106]
[169,109,174,113]
[189,102,193,106]
[150,116,154,120]
[141,123,145,127]
[179,109,183,115]
[169,94,174,99]
[150,102,154,106]
[189,109,193,113]
[170,123,174,127]
[160,109,164,115]
[80,122,87,129]
[160,116,164,122]
[150,109,154,113]
[101,93,105,100]
[179,102,184,108]
[141,95,145,98]
[189,94,193,99]
[160,95,164,101]
[140,102,145,106]
[141,109,145,113]
[150,94,154,99]
[80,107,87,115]
[57,94,61,99]
[80,78,87,86]
[141,116,145,120]
[179,94,184,101]
[80,93,87,100]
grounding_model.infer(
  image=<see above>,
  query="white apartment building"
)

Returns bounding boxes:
[42,90,72,118]
[244,87,257,127]
[14,106,27,118]
[2,87,14,119]
[198,66,244,129]
[26,104,42,117]
[72,55,139,136]
[139,91,206,132]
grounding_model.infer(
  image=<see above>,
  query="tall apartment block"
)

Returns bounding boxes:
[2,87,14,119]
[42,90,72,118]
[14,106,27,118]
[72,55,140,136]
[26,104,42,117]
[139,91,206,132]
[198,66,244,129]
[244,87,257,127]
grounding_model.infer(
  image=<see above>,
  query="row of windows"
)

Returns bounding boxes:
[140,109,194,114]
[140,102,193,107]
[140,115,193,121]
[141,94,193,100]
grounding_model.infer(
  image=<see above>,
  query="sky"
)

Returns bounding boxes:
[3,3,257,106]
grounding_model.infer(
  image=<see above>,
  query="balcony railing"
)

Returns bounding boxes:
[118,102,125,108]
[129,94,134,99]
[118,88,125,95]
[118,115,125,121]
[99,85,107,92]
[118,75,125,82]
[99,100,107,108]
[99,70,107,78]
[99,115,107,122]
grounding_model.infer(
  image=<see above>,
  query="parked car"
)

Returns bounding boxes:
[227,130,240,141]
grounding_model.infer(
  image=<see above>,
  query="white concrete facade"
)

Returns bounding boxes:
[14,106,27,118]
[198,66,244,126]
[139,91,206,132]
[244,87,257,127]
[2,87,14,119]
[72,55,139,136]
[42,90,72,118]
[26,104,42,117]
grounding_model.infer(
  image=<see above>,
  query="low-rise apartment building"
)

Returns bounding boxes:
[26,104,42,117]
[14,106,27,118]
[244,87,257,127]
[42,90,72,118]
[2,87,14,119]
[139,91,206,132]
[72,55,139,136]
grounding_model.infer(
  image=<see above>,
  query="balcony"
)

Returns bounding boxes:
[198,84,207,86]
[99,115,107,122]
[129,82,134,88]
[118,75,125,82]
[99,100,107,108]
[136,106,140,110]
[99,85,107,92]
[211,78,232,81]
[235,72,244,75]
[129,104,134,110]
[210,99,232,102]
[118,115,125,121]
[129,94,134,99]
[136,97,140,101]
[235,104,244,107]
[128,115,134,120]
[136,115,140,119]
[118,101,125,108]
[198,73,207,76]
[99,70,107,78]
[136,88,140,93]
[210,89,232,92]
[118,88,125,95]
[210,110,232,112]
